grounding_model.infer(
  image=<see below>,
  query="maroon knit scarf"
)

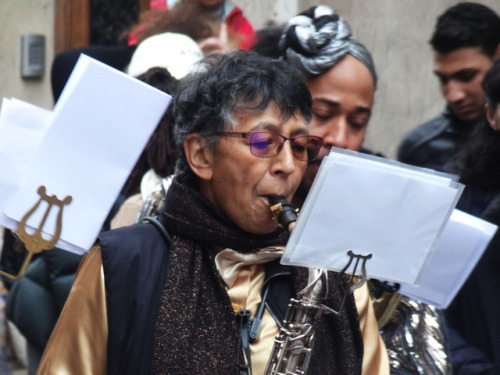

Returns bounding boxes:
[150,175,288,374]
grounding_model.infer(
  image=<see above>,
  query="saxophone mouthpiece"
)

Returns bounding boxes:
[269,196,298,232]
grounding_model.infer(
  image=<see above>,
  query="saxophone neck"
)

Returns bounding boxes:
[268,196,327,300]
[264,199,334,375]
[298,267,328,303]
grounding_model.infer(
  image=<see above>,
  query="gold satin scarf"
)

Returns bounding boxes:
[215,247,284,375]
[214,246,284,287]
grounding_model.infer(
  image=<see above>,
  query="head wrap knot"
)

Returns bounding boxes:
[280,5,377,87]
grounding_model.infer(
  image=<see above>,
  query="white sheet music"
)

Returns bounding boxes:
[0,55,171,254]
[282,147,464,285]
[399,209,497,308]
[0,98,53,228]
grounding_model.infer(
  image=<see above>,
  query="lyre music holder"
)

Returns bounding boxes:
[0,185,72,280]
[335,250,373,314]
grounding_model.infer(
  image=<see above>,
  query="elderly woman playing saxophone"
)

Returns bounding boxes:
[38,51,369,374]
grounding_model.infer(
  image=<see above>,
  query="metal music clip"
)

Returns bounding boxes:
[336,250,372,313]
[0,186,72,280]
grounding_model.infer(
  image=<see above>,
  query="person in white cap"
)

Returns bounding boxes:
[126,32,204,79]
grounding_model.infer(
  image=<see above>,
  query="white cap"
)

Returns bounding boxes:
[127,32,204,79]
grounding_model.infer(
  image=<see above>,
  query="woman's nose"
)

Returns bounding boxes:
[320,120,349,149]
[273,141,297,175]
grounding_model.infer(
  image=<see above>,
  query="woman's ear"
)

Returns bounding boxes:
[184,133,214,181]
[485,103,497,131]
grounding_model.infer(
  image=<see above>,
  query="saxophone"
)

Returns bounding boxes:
[265,197,337,375]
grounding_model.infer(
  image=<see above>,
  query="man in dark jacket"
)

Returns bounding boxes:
[397,3,500,171]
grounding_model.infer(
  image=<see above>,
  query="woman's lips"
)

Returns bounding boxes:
[267,195,286,206]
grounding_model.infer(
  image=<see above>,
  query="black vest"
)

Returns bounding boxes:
[100,222,170,375]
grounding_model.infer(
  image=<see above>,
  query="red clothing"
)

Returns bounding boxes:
[226,6,255,50]
[150,0,167,11]
[149,0,255,50]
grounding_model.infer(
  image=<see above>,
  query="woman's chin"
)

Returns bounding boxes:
[248,219,279,236]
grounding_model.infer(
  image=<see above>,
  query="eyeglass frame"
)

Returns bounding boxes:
[216,131,323,162]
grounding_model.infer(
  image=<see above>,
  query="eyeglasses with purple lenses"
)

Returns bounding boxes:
[217,131,323,162]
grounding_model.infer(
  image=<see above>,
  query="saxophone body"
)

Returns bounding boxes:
[265,198,332,375]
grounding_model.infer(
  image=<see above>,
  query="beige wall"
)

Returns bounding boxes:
[235,0,297,29]
[0,0,54,110]
[2,1,500,158]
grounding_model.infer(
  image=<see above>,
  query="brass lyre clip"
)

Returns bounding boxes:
[0,186,72,280]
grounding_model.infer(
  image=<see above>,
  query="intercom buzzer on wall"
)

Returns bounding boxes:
[21,34,45,78]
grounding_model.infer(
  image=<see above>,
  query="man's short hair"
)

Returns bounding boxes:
[430,2,500,57]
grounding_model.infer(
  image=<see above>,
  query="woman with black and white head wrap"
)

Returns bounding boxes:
[279,5,378,199]
[278,7,389,375]
[280,6,453,375]
[279,5,377,84]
